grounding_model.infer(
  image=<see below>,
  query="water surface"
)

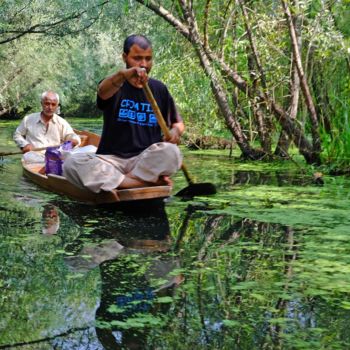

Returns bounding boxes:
[1,120,350,349]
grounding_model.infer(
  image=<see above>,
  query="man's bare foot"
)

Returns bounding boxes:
[155,175,173,187]
[118,174,149,189]
[100,189,120,201]
[109,189,120,201]
[118,174,173,189]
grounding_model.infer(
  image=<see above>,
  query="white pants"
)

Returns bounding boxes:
[63,142,182,193]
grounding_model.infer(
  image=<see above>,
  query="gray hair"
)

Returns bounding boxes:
[41,91,59,103]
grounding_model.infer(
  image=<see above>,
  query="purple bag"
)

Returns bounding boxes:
[61,140,73,151]
[45,147,63,175]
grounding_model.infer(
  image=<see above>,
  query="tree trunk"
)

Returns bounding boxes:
[135,0,320,164]
[247,50,272,154]
[275,1,301,157]
[240,0,272,153]
[275,58,300,157]
[308,50,333,136]
[177,0,267,159]
[206,50,320,164]
[281,0,321,156]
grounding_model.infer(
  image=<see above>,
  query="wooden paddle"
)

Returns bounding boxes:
[143,82,216,197]
[0,145,60,157]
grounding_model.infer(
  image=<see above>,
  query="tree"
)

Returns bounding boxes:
[0,0,109,45]
[131,0,348,164]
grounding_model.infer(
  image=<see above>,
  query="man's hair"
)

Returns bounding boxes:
[123,35,152,54]
[41,90,59,103]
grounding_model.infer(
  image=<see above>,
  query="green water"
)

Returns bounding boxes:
[1,120,350,349]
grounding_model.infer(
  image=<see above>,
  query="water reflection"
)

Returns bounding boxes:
[95,246,181,349]
[54,199,170,242]
[2,192,350,349]
[3,178,349,350]
[228,169,316,187]
[53,200,182,349]
[41,204,60,235]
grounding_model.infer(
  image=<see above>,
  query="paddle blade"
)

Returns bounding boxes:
[175,182,217,198]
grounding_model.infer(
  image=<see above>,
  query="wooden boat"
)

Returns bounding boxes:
[22,130,172,205]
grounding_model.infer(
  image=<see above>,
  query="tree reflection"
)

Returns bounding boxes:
[160,212,304,349]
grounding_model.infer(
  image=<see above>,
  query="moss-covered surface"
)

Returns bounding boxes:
[1,121,350,349]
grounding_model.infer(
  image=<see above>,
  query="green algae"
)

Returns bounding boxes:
[1,120,350,349]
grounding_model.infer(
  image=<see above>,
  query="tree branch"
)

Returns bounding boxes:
[135,0,190,39]
[0,0,110,45]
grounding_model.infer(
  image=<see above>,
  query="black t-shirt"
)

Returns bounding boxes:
[96,78,182,158]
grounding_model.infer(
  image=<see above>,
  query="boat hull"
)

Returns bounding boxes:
[22,130,172,205]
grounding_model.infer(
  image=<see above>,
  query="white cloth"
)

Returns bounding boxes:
[22,144,97,165]
[22,151,45,164]
[13,112,81,150]
[61,145,97,160]
[63,142,182,193]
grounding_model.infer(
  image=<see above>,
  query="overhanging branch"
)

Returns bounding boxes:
[0,0,110,45]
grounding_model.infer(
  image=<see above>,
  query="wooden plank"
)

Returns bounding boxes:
[74,129,100,147]
[46,174,100,204]
[116,186,172,201]
[46,174,171,204]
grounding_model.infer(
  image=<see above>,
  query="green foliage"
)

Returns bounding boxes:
[1,0,350,167]
[318,57,350,169]
[0,31,119,118]
[0,0,108,44]
[155,42,223,136]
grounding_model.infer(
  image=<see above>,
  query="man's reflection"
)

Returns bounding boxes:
[41,204,60,235]
[58,200,181,349]
[93,204,181,349]
[95,252,180,349]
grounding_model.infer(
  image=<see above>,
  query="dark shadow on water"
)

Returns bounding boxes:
[48,198,182,349]
[53,198,171,244]
[94,247,181,349]
[221,169,319,188]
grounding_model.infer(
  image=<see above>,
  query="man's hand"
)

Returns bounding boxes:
[21,144,34,153]
[163,127,181,144]
[122,67,148,88]
[99,67,149,99]
[163,122,184,144]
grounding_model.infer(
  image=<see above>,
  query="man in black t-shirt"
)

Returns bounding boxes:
[63,35,184,195]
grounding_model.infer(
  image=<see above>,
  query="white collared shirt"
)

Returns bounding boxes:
[13,112,81,149]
